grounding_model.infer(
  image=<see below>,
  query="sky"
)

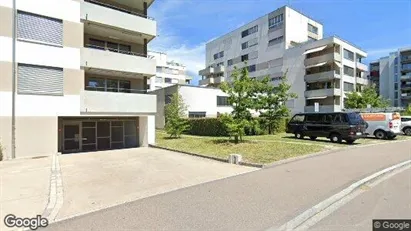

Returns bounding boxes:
[148,0,411,85]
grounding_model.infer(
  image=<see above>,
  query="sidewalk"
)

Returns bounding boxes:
[0,157,52,231]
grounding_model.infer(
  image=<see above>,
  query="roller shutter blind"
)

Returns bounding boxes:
[18,64,64,96]
[17,11,63,45]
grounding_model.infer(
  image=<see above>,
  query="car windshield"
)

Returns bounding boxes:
[347,113,364,124]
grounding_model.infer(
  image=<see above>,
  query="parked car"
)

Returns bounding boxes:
[401,116,411,136]
[286,112,367,144]
[359,112,402,139]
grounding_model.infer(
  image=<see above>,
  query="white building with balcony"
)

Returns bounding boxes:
[148,51,191,90]
[198,5,368,114]
[0,0,158,159]
[369,47,411,107]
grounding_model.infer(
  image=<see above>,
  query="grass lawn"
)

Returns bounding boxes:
[155,131,411,165]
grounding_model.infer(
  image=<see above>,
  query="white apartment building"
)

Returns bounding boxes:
[148,51,191,90]
[0,0,157,159]
[199,5,369,114]
[369,47,411,107]
[152,85,233,129]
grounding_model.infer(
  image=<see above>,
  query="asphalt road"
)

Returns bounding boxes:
[309,167,411,231]
[42,140,411,231]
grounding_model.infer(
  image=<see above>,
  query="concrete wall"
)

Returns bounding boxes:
[80,0,156,37]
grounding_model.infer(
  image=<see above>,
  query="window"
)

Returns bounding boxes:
[165,78,172,83]
[290,114,305,123]
[227,59,233,66]
[241,25,258,38]
[401,117,411,122]
[268,36,284,46]
[185,79,191,84]
[343,65,354,77]
[307,23,318,34]
[344,82,354,92]
[269,14,284,29]
[395,83,398,90]
[306,114,321,123]
[17,11,63,45]
[89,38,105,49]
[395,92,398,99]
[242,42,248,50]
[334,113,348,123]
[343,49,354,61]
[217,62,224,67]
[241,54,249,62]
[86,77,131,93]
[155,77,163,83]
[188,112,206,118]
[248,65,256,72]
[213,51,224,60]
[217,96,230,106]
[165,95,172,104]
[18,64,63,95]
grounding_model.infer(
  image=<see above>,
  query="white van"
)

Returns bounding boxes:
[401,116,411,136]
[360,112,402,139]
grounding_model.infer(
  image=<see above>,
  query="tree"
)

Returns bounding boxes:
[344,86,389,109]
[164,93,190,138]
[403,105,411,116]
[220,64,256,143]
[254,72,297,134]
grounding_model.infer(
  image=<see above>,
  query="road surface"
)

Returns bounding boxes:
[42,140,411,231]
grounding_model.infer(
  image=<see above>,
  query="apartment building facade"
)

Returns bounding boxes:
[198,6,368,114]
[148,51,191,90]
[0,0,157,159]
[369,47,411,107]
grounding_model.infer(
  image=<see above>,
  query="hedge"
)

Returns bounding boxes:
[184,117,290,137]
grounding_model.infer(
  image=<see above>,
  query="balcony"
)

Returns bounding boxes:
[304,52,341,67]
[401,84,411,90]
[81,0,156,40]
[356,77,368,85]
[356,62,368,72]
[304,70,341,83]
[305,105,342,113]
[80,90,156,114]
[81,45,156,77]
[401,74,411,81]
[305,88,341,98]
[401,55,411,64]
[199,77,214,86]
[401,93,411,99]
[214,76,226,84]
[214,66,225,73]
[199,67,214,76]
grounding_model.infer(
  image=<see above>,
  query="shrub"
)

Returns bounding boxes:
[185,118,228,136]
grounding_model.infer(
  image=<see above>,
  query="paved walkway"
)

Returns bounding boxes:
[42,139,411,231]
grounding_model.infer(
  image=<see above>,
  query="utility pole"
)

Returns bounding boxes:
[11,0,16,159]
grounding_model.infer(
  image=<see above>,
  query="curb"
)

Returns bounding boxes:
[271,159,411,231]
[42,152,64,221]
[149,145,264,168]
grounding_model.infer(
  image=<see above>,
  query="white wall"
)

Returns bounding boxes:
[0,0,80,22]
[179,86,233,117]
[0,37,80,69]
[147,115,155,144]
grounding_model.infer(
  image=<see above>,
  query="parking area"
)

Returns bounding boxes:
[56,147,256,220]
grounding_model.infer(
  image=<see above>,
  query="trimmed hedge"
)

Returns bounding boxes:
[184,118,228,136]
[184,117,290,137]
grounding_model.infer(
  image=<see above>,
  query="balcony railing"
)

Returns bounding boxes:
[85,44,148,58]
[84,0,154,20]
[85,86,147,94]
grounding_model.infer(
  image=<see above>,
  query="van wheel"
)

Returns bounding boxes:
[374,130,387,139]
[330,133,342,143]
[295,132,304,139]
[404,127,411,136]
[309,136,317,140]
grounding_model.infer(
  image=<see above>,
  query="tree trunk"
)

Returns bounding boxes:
[268,124,272,135]
[234,135,239,144]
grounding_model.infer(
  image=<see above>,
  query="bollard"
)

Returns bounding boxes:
[228,154,242,165]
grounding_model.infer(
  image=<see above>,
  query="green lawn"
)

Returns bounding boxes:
[155,131,411,165]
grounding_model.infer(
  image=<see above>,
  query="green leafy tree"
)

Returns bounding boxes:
[164,93,190,138]
[254,72,297,134]
[220,64,256,143]
[403,105,411,116]
[345,86,389,109]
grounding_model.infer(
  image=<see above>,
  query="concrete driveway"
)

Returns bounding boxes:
[56,147,256,221]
